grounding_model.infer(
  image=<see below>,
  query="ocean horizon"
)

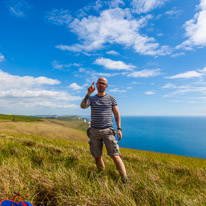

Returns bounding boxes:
[81,115,206,159]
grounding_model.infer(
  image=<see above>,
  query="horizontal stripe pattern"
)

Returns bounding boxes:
[88,94,117,129]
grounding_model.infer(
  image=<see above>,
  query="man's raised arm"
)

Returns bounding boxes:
[80,82,95,109]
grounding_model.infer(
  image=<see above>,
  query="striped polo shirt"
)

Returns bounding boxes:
[87,94,117,129]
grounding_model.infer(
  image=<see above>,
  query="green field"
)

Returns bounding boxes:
[0,114,42,122]
[0,116,206,205]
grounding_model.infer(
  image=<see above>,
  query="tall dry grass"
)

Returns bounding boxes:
[0,119,88,142]
[1,131,206,205]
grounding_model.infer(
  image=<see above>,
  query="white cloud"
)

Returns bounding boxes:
[171,52,185,57]
[131,0,168,14]
[0,70,60,90]
[162,83,190,89]
[0,89,81,101]
[177,0,206,50]
[0,89,82,110]
[128,69,161,78]
[145,91,155,95]
[165,7,183,17]
[126,87,132,89]
[7,0,31,17]
[166,71,203,79]
[0,53,5,62]
[163,68,206,99]
[52,61,64,70]
[56,8,171,56]
[78,67,119,83]
[0,99,78,110]
[55,44,91,56]
[167,87,206,96]
[76,0,107,17]
[68,83,84,90]
[45,9,72,26]
[162,82,206,97]
[109,88,126,92]
[131,81,142,84]
[199,67,206,73]
[0,70,81,111]
[94,57,135,71]
[200,0,206,9]
[106,50,119,55]
[52,61,80,70]
[35,102,78,109]
[162,83,177,89]
[110,0,125,8]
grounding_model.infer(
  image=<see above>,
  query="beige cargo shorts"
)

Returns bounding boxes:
[87,127,120,158]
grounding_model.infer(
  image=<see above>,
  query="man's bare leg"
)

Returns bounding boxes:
[111,155,127,178]
[95,156,105,170]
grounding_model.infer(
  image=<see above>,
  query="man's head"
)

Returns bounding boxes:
[96,77,108,93]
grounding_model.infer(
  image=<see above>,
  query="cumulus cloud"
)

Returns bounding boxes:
[106,50,119,55]
[0,89,81,101]
[128,69,161,78]
[145,91,155,95]
[162,83,177,89]
[199,67,206,73]
[177,0,206,50]
[0,70,81,110]
[56,8,171,56]
[0,70,60,90]
[94,57,135,70]
[0,53,5,62]
[131,0,168,14]
[166,71,203,79]
[0,89,81,109]
[68,83,85,90]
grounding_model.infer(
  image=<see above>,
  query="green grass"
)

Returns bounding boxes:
[56,116,89,132]
[0,114,88,132]
[0,114,41,122]
[0,132,206,205]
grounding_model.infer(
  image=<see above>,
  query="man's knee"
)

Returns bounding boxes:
[111,155,120,161]
[95,156,102,161]
[95,156,105,169]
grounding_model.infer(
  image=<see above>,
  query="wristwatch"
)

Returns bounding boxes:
[117,128,122,131]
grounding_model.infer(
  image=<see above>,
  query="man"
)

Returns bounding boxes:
[80,77,127,182]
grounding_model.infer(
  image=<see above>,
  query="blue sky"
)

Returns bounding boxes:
[0,0,206,116]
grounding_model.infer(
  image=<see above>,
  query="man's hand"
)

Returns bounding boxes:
[87,82,95,95]
[117,130,122,141]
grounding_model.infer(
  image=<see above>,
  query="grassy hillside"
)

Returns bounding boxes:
[0,118,206,205]
[0,114,41,122]
[0,117,89,142]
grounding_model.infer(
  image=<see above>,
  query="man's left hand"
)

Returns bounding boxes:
[117,130,122,141]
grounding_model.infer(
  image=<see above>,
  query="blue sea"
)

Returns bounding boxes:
[119,116,206,159]
[82,116,206,159]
